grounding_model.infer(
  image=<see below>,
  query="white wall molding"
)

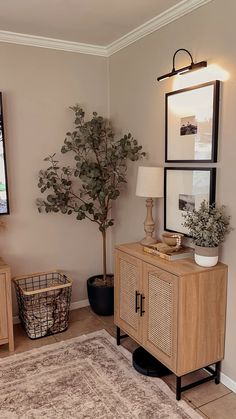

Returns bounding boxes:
[70,299,89,311]
[13,316,20,325]
[13,298,89,324]
[0,0,213,57]
[107,0,213,56]
[221,372,236,393]
[0,30,108,57]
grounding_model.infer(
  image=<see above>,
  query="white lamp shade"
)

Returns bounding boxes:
[136,166,164,198]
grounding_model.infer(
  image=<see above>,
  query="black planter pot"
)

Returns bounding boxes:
[87,274,114,316]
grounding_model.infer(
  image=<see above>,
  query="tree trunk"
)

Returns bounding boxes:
[102,230,107,284]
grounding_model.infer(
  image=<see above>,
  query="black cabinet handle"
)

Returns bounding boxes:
[140,294,145,317]
[135,290,140,313]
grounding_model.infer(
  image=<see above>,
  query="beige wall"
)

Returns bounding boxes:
[109,0,236,381]
[0,42,109,311]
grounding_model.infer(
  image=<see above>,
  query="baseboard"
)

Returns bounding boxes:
[70,299,89,310]
[13,316,20,325]
[202,366,236,394]
[13,298,89,325]
[220,371,236,393]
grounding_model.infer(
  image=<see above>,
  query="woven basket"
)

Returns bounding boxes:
[14,271,72,339]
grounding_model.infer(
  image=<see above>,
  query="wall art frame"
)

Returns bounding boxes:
[0,93,10,215]
[164,167,216,235]
[165,80,220,163]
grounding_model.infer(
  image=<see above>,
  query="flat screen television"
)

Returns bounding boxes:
[0,93,9,215]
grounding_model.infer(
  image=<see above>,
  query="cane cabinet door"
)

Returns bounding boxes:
[142,263,178,372]
[0,274,8,340]
[114,251,142,343]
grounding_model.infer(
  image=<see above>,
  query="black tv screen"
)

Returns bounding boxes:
[0,94,9,215]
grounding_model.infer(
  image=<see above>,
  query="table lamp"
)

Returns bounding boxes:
[136,166,164,245]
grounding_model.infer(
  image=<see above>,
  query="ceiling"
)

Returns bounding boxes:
[0,0,181,46]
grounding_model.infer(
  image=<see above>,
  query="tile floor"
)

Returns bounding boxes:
[1,306,236,419]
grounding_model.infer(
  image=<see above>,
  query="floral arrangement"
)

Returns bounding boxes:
[182,200,232,247]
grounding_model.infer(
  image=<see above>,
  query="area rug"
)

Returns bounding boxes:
[0,330,201,418]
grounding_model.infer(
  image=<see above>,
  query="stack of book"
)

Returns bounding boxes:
[143,244,193,261]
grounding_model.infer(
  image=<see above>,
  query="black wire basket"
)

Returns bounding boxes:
[14,271,72,339]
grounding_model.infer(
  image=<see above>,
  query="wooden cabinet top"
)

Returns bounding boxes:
[115,242,227,277]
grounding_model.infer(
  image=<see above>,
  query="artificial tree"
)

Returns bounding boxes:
[37,105,146,285]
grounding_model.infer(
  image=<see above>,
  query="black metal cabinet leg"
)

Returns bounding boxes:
[116,326,121,346]
[176,376,181,400]
[215,361,221,384]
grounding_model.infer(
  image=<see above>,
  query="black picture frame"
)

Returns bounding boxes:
[164,167,216,235]
[0,93,10,215]
[165,80,220,163]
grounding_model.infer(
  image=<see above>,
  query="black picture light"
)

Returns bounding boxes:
[157,48,207,82]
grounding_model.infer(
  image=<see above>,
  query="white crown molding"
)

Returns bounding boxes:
[0,30,108,57]
[0,0,213,57]
[106,0,214,56]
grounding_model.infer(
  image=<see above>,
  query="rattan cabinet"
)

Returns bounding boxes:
[114,251,142,343]
[0,259,14,352]
[142,262,178,372]
[114,242,227,399]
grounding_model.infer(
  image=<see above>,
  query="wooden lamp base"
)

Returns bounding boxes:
[140,197,157,246]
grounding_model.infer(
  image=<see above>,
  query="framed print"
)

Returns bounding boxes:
[164,168,216,235]
[165,80,220,163]
[0,94,9,215]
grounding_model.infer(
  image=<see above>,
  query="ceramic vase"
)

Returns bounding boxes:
[194,245,219,267]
